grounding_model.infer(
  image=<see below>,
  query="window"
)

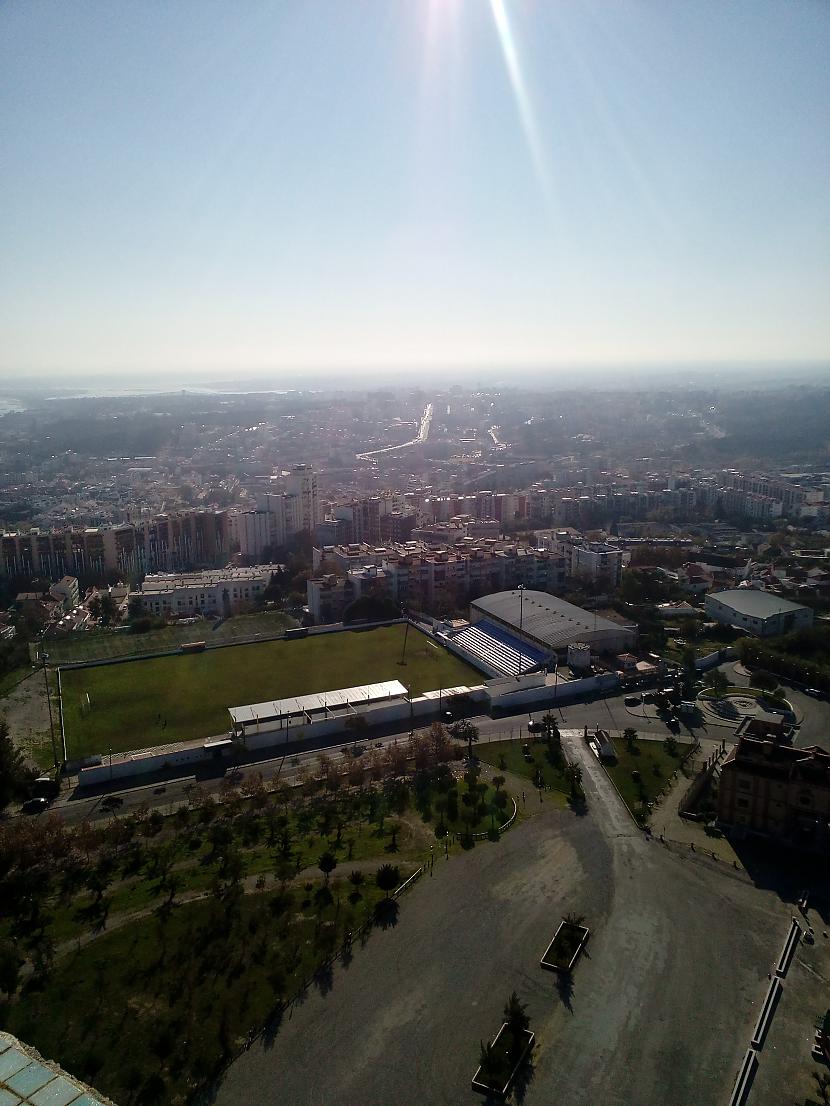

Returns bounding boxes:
[737,797,750,808]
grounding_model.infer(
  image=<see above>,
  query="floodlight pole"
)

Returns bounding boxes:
[41,645,58,770]
[400,605,409,665]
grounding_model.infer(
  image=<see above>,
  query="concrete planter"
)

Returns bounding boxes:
[540,920,590,973]
[471,1023,535,1098]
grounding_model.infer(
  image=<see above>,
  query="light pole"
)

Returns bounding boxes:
[399,604,409,666]
[40,646,59,769]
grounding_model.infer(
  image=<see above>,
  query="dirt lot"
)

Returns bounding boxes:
[0,670,55,766]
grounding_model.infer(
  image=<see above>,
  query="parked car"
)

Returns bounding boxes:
[624,695,641,707]
[21,797,49,814]
[803,687,824,699]
[527,718,543,733]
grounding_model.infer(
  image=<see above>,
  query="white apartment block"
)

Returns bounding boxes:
[569,542,624,587]
[137,565,281,617]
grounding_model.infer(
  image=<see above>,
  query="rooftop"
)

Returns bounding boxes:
[0,1031,116,1106]
[229,679,409,727]
[708,588,810,619]
[471,590,635,650]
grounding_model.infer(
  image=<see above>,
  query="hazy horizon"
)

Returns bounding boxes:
[2,1,829,378]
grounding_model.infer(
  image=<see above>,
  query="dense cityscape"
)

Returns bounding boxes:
[0,377,828,1105]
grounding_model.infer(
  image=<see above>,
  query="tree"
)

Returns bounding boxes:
[680,646,697,674]
[434,795,448,833]
[375,863,400,899]
[623,727,639,752]
[705,668,729,699]
[318,850,337,884]
[477,1040,501,1090]
[542,712,559,739]
[564,762,583,798]
[127,594,145,620]
[503,991,530,1038]
[0,719,34,809]
[100,592,118,626]
[348,869,364,892]
[449,719,479,762]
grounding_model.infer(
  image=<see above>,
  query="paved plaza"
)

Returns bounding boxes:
[209,730,792,1106]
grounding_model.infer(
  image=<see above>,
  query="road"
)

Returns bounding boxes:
[355,403,433,460]
[208,729,790,1106]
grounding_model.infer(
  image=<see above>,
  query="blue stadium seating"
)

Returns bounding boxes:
[451,619,548,677]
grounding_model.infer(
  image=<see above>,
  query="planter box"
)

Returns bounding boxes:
[471,1023,534,1098]
[540,920,590,973]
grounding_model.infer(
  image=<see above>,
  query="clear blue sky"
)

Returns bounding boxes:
[1,0,829,378]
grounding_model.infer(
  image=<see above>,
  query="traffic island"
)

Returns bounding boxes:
[471,1023,535,1098]
[540,919,590,972]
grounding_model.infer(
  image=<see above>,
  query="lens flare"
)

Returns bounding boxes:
[488,0,554,205]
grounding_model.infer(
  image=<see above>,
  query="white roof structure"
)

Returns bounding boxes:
[707,588,809,619]
[472,590,636,651]
[229,680,408,728]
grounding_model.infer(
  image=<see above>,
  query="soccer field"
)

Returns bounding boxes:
[60,625,483,758]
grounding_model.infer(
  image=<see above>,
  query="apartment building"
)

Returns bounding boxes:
[137,564,281,617]
[0,509,232,579]
[1,464,320,577]
[719,737,830,853]
[307,540,569,622]
[569,541,624,588]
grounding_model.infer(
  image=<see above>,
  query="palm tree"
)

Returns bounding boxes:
[623,727,639,752]
[477,1040,502,1090]
[318,850,337,884]
[375,863,400,899]
[503,991,530,1038]
[449,719,479,762]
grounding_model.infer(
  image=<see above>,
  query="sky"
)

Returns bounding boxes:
[1,0,829,380]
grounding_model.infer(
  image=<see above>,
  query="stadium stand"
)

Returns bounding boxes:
[450,619,549,677]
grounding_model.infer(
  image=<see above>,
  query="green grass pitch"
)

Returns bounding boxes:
[60,625,483,758]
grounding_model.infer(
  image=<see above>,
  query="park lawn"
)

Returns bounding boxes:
[38,610,296,666]
[2,879,387,1106]
[603,737,692,824]
[61,625,483,758]
[478,738,572,795]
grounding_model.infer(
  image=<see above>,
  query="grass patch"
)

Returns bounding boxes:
[603,737,692,824]
[0,666,33,699]
[60,625,483,758]
[478,738,571,795]
[1,880,385,1106]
